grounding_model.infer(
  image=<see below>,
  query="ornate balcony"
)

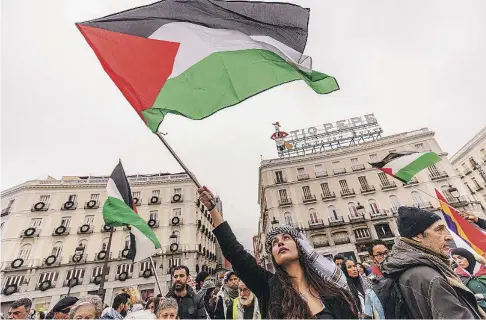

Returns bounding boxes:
[328,216,345,226]
[352,164,365,172]
[308,219,325,229]
[278,198,292,207]
[380,181,397,190]
[321,192,336,201]
[340,189,356,197]
[302,195,317,204]
[360,185,376,194]
[349,214,365,223]
[274,177,287,184]
[429,171,449,181]
[333,168,346,175]
[297,174,310,181]
[315,171,328,178]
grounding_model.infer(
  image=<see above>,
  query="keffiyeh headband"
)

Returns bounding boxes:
[265,225,349,291]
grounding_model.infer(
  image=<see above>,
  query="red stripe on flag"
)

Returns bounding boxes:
[132,199,138,214]
[77,25,180,123]
[435,190,486,255]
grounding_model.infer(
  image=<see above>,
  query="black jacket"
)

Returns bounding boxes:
[476,217,486,230]
[213,222,356,319]
[166,285,206,319]
[214,296,226,319]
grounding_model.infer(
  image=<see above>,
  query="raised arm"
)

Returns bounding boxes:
[198,187,273,298]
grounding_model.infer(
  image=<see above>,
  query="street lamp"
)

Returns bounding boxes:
[67,245,85,296]
[356,202,365,216]
[169,232,178,283]
[448,185,460,204]
[271,217,279,229]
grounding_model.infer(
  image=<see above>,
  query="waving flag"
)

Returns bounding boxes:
[104,162,161,262]
[435,190,486,257]
[370,151,441,183]
[77,0,338,132]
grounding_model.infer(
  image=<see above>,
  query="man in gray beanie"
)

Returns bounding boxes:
[382,206,484,319]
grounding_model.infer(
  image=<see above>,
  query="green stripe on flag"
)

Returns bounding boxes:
[142,49,338,132]
[396,152,441,183]
[103,196,161,248]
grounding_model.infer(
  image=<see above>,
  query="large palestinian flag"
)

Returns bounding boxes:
[103,161,161,262]
[370,151,441,183]
[77,0,338,132]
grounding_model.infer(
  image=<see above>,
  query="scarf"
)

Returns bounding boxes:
[235,294,260,320]
[451,248,477,274]
[223,284,239,306]
[387,238,470,292]
[265,226,348,290]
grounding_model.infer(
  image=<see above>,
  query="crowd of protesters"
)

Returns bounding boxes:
[5,187,486,319]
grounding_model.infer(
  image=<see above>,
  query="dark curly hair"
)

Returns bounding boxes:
[269,254,357,319]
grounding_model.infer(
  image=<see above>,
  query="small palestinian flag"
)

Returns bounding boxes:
[370,151,441,183]
[77,0,338,132]
[103,161,161,262]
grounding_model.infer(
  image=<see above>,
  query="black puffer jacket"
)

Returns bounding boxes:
[213,222,356,319]
[166,285,206,319]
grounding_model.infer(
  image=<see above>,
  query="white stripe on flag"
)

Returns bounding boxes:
[131,226,160,263]
[106,178,124,201]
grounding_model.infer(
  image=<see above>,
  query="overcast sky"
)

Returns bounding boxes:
[2,0,486,249]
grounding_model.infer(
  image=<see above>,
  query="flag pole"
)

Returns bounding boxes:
[98,227,114,302]
[149,257,163,295]
[155,131,202,188]
[154,131,215,208]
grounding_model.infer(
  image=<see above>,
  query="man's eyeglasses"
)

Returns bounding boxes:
[373,251,388,258]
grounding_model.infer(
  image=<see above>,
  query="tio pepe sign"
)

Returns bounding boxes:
[289,114,378,140]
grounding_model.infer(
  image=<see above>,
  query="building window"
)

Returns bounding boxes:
[173,208,182,217]
[152,190,160,196]
[348,202,358,216]
[40,195,50,203]
[52,242,63,257]
[358,176,370,189]
[39,272,58,284]
[117,264,134,275]
[6,199,15,210]
[297,168,305,175]
[354,228,370,239]
[369,154,378,162]
[30,218,42,228]
[173,188,182,195]
[469,157,478,168]
[78,240,88,251]
[102,238,110,251]
[149,210,158,220]
[328,205,339,220]
[389,195,400,210]
[351,158,359,165]
[84,215,94,225]
[275,171,284,183]
[378,172,390,185]
[332,161,341,169]
[320,183,331,195]
[369,199,380,214]
[90,194,100,201]
[19,244,32,260]
[67,194,77,202]
[480,148,485,155]
[60,217,71,227]
[173,231,180,244]
[302,186,312,198]
[411,191,424,207]
[133,191,141,198]
[415,143,424,150]
[339,180,350,192]
[375,223,393,238]
[124,236,130,249]
[284,212,293,225]
[309,209,318,223]
[66,269,85,281]
[315,164,323,173]
[428,164,440,176]
[279,189,289,201]
[471,177,481,190]
[464,182,474,194]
